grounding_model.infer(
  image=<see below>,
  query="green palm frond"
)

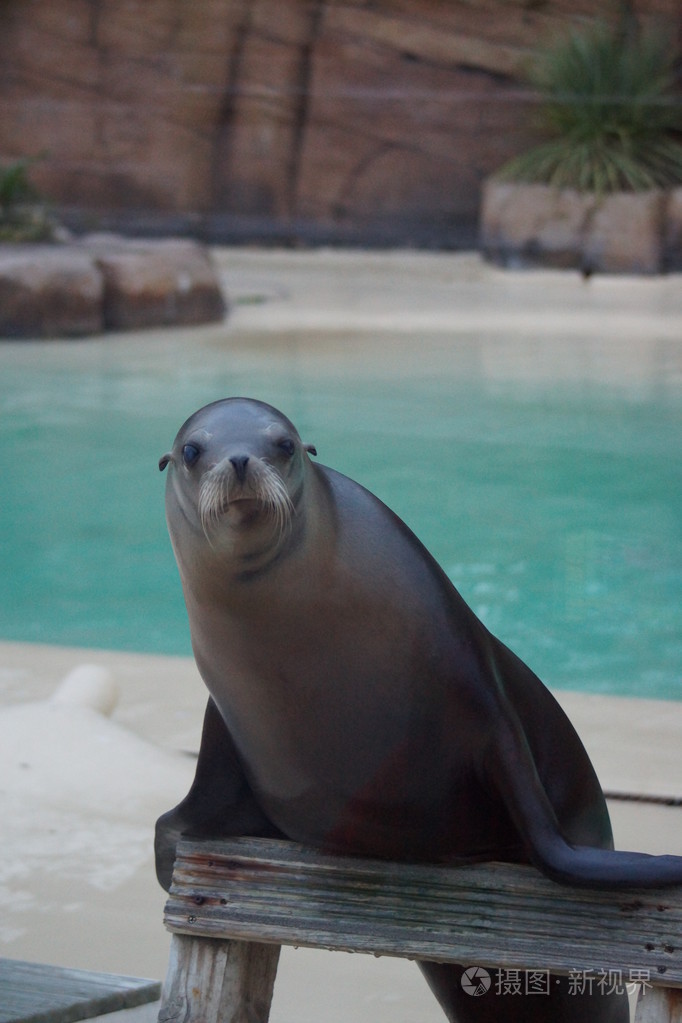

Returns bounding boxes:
[498,21,682,194]
[0,157,53,242]
[0,159,38,213]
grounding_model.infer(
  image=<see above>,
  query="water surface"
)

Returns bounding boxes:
[1,323,680,700]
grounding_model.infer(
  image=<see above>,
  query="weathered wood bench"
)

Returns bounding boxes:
[158,837,682,1023]
[0,958,160,1023]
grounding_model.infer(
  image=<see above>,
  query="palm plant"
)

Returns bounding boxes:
[0,159,37,215]
[0,157,54,242]
[498,20,682,194]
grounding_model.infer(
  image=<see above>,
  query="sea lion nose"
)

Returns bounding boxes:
[229,454,250,483]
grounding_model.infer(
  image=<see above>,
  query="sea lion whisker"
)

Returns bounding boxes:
[255,462,295,540]
[198,471,230,537]
[198,461,294,541]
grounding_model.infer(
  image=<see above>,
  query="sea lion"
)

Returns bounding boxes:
[156,397,681,1023]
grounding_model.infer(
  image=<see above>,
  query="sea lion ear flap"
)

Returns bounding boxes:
[159,453,172,471]
[304,443,317,457]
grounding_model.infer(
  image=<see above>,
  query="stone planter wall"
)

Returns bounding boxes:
[0,236,227,339]
[479,180,682,275]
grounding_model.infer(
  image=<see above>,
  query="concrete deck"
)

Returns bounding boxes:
[1,248,680,1022]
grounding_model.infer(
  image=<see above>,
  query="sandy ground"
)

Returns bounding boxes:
[1,249,681,1021]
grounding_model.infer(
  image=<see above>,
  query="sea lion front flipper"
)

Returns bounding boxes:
[154,697,282,891]
[490,709,682,889]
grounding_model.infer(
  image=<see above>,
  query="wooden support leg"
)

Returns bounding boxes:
[634,986,682,1023]
[158,933,281,1023]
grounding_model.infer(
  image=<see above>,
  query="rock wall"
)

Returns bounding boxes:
[1,0,680,246]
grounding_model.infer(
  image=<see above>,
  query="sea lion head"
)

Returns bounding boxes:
[160,398,317,549]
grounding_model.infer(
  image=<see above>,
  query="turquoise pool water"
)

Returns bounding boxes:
[1,325,680,700]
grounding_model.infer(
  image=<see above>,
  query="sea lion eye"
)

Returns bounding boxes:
[278,439,295,457]
[182,443,201,467]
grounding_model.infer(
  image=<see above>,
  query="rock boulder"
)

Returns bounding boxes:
[0,237,226,338]
[664,187,682,272]
[0,246,103,338]
[81,236,227,330]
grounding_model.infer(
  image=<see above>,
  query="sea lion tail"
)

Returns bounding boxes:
[491,714,682,889]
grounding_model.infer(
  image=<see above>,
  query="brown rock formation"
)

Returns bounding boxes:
[82,235,227,330]
[0,246,103,338]
[1,1,680,246]
[0,237,226,338]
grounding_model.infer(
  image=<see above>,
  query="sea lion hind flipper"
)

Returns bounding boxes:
[154,697,282,891]
[490,713,682,889]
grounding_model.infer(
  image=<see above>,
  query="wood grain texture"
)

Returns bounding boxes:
[0,958,160,1023]
[158,934,279,1023]
[163,838,682,987]
[635,986,682,1023]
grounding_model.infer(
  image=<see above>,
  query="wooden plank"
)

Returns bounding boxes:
[163,838,682,988]
[634,985,682,1022]
[158,934,280,1023]
[0,958,161,1023]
